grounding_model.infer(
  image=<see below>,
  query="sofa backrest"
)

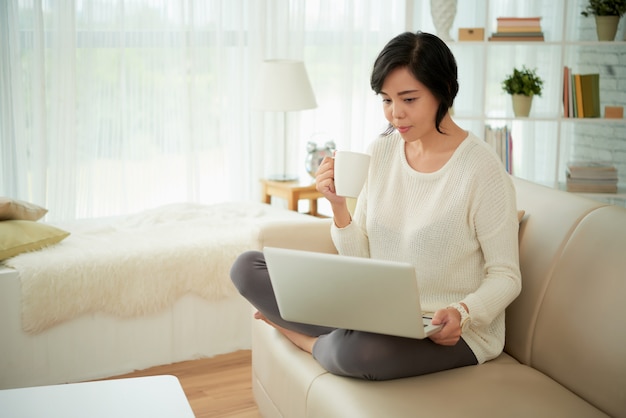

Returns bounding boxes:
[506,178,605,363]
[257,218,336,254]
[530,204,626,417]
[509,178,626,417]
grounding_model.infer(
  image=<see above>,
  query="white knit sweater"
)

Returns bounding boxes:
[331,131,522,363]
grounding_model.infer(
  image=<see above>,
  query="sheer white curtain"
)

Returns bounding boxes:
[1,0,406,222]
[297,1,405,168]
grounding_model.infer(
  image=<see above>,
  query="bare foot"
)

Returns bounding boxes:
[254,311,317,353]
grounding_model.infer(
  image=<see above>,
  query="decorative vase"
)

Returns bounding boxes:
[594,15,620,41]
[512,94,533,117]
[430,0,457,42]
[305,140,335,179]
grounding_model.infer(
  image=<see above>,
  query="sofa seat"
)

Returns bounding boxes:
[252,321,608,418]
[309,356,607,418]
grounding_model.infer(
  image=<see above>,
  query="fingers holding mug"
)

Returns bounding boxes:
[315,156,336,196]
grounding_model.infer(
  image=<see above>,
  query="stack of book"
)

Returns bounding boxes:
[484,124,513,174]
[566,161,618,193]
[489,17,544,42]
[562,67,600,118]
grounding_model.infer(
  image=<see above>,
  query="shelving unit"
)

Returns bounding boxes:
[411,0,626,206]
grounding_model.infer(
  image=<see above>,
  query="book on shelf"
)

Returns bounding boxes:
[488,35,544,41]
[496,17,541,25]
[562,66,570,118]
[567,67,574,117]
[566,161,618,193]
[490,31,545,37]
[567,161,618,180]
[570,70,577,117]
[489,32,545,42]
[489,16,544,42]
[562,68,600,118]
[575,74,584,117]
[492,16,543,41]
[484,124,513,174]
[566,180,618,193]
[580,73,600,118]
[496,26,543,33]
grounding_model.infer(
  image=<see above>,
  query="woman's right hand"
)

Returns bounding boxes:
[315,156,352,227]
[315,156,344,204]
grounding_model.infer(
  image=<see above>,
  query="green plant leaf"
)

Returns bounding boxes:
[502,66,544,96]
[581,0,626,17]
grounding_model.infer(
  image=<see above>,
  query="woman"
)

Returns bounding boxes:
[231,31,521,381]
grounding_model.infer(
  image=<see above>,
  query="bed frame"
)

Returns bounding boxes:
[0,265,252,389]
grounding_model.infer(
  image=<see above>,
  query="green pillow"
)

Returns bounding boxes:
[0,220,70,260]
[0,197,48,221]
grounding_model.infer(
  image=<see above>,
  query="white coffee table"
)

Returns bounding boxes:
[0,375,195,417]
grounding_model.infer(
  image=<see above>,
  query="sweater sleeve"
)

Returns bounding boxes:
[461,167,522,328]
[330,177,371,258]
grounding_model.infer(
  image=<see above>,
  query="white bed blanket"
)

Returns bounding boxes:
[4,201,313,334]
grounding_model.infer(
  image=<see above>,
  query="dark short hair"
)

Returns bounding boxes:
[370,31,458,135]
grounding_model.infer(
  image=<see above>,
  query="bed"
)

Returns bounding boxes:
[0,201,322,389]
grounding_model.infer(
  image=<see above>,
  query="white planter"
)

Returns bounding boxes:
[512,94,533,117]
[594,15,620,41]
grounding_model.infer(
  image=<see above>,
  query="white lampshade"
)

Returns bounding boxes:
[251,60,317,111]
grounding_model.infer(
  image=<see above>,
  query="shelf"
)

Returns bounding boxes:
[574,190,626,199]
[557,183,626,207]
[458,116,626,123]
[413,0,626,200]
[455,40,626,46]
[559,117,625,124]
[563,40,626,46]
[454,115,567,122]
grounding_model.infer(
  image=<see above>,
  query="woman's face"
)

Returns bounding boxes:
[380,66,440,143]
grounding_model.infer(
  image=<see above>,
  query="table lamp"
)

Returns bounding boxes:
[251,59,317,181]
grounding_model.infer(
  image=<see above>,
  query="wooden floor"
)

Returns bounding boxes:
[106,350,261,418]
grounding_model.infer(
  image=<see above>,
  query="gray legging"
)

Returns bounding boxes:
[230,250,477,381]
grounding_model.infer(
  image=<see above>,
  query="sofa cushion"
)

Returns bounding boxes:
[305,360,608,418]
[252,319,328,418]
[253,313,608,418]
[258,219,336,254]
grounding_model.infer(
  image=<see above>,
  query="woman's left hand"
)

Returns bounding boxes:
[428,308,462,346]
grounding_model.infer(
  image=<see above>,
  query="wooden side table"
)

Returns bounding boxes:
[261,179,324,216]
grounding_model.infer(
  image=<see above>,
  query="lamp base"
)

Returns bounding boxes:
[267,174,298,182]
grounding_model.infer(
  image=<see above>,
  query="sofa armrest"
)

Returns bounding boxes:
[258,219,337,254]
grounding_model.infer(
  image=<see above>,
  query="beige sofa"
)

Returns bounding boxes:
[250,177,626,418]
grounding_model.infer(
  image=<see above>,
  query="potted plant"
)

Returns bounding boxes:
[501,66,544,117]
[581,0,626,41]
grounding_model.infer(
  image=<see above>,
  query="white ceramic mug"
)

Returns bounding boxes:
[334,151,371,198]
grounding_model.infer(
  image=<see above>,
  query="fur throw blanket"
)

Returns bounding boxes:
[5,202,313,334]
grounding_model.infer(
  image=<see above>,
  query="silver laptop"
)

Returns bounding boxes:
[263,246,441,339]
